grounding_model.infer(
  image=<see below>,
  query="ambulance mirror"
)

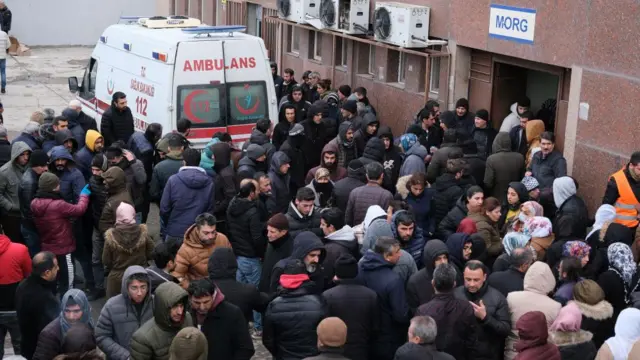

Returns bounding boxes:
[68,77,79,92]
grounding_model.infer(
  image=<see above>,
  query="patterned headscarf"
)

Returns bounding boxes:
[399,133,418,153]
[523,216,553,238]
[502,232,532,256]
[562,241,591,259]
[60,289,94,338]
[608,243,637,287]
[520,201,544,218]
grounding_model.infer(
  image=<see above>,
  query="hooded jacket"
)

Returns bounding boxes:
[41,123,57,154]
[305,141,348,184]
[259,232,293,293]
[378,126,403,186]
[280,133,306,192]
[432,173,465,229]
[332,161,365,212]
[128,131,155,181]
[358,137,386,167]
[549,328,597,360]
[438,196,469,240]
[357,250,409,359]
[0,141,31,216]
[150,151,184,201]
[322,225,358,282]
[499,103,522,133]
[212,143,236,216]
[391,211,427,268]
[270,231,327,294]
[529,150,567,191]
[354,113,379,156]
[172,224,232,288]
[62,108,88,149]
[399,142,428,178]
[278,93,311,124]
[242,128,276,165]
[130,282,194,360]
[267,151,291,215]
[54,129,79,153]
[513,311,561,360]
[236,150,268,183]
[96,266,154,360]
[226,195,265,258]
[285,201,323,239]
[160,167,214,238]
[301,109,330,173]
[49,145,86,204]
[100,104,135,147]
[406,240,452,313]
[103,224,155,299]
[75,130,103,181]
[426,142,463,184]
[99,167,134,235]
[327,121,359,169]
[0,234,30,311]
[12,132,41,153]
[484,133,525,199]
[506,262,562,360]
[570,299,615,349]
[553,179,589,241]
[208,248,269,324]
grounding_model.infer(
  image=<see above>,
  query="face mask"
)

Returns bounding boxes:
[518,212,528,223]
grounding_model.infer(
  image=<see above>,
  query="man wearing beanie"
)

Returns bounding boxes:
[472,109,497,160]
[237,143,267,183]
[303,317,349,360]
[169,327,207,360]
[263,259,327,360]
[454,97,475,135]
[18,149,49,256]
[0,140,31,244]
[338,85,351,103]
[280,123,306,195]
[340,100,362,130]
[322,254,378,360]
[332,158,366,212]
[259,213,292,292]
[327,121,358,169]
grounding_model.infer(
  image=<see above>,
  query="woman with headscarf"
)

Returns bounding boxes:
[33,289,95,360]
[439,186,484,240]
[500,182,529,233]
[102,202,155,299]
[598,243,637,321]
[466,196,503,265]
[524,216,555,262]
[305,167,334,208]
[446,233,486,274]
[514,311,561,360]
[586,205,616,244]
[494,232,533,272]
[508,200,544,234]
[570,280,615,348]
[456,218,478,235]
[553,177,590,241]
[398,133,428,177]
[596,308,640,360]
[548,302,598,360]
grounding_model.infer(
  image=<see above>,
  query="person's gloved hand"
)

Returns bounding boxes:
[80,184,91,196]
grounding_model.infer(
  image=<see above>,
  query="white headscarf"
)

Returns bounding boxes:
[553,176,577,208]
[605,308,640,360]
[586,204,616,240]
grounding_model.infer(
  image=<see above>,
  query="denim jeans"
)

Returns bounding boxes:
[0,59,6,89]
[21,224,40,257]
[0,311,20,358]
[91,228,105,291]
[236,256,262,330]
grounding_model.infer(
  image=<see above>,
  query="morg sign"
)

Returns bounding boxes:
[488,4,536,44]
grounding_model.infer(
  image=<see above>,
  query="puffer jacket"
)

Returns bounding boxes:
[241,129,276,165]
[358,137,385,167]
[199,138,219,176]
[467,212,502,257]
[301,117,329,173]
[548,329,597,360]
[100,105,135,147]
[96,266,154,360]
[391,210,426,268]
[18,168,40,228]
[553,195,590,241]
[150,152,183,201]
[285,201,323,239]
[128,131,155,181]
[62,108,88,149]
[172,224,232,288]
[484,133,525,199]
[270,231,327,294]
[262,281,328,360]
[99,167,133,235]
[529,150,567,191]
[570,299,615,348]
[0,141,31,216]
[438,196,468,240]
[130,282,193,360]
[31,191,89,255]
[426,143,462,184]
[103,224,155,299]
[226,195,266,258]
[432,173,464,229]
[399,143,428,177]
[506,262,561,360]
[280,136,306,192]
[89,174,109,229]
[12,133,40,152]
[49,146,85,204]
[267,151,291,215]
[332,163,365,212]
[160,167,214,238]
[75,129,103,181]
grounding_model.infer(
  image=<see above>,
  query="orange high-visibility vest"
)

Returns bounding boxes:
[612,169,640,227]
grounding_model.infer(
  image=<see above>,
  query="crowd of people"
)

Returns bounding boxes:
[0,66,639,360]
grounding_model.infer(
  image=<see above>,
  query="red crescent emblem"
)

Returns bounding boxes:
[235,97,260,115]
[183,89,208,123]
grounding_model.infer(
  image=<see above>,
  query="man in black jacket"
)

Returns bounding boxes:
[453,261,510,360]
[146,242,179,293]
[406,240,452,314]
[188,278,255,360]
[270,231,326,294]
[272,62,284,103]
[242,118,276,166]
[472,109,497,161]
[100,92,134,147]
[301,103,329,173]
[280,124,306,196]
[487,247,534,297]
[127,123,162,223]
[332,159,365,212]
[508,111,532,157]
[285,187,323,239]
[18,149,49,256]
[263,259,328,360]
[259,214,292,292]
[278,85,310,124]
[394,316,455,360]
[16,251,60,360]
[322,254,378,360]
[213,142,237,227]
[237,144,267,184]
[0,1,11,34]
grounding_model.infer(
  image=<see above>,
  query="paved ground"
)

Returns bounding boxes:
[2,47,270,359]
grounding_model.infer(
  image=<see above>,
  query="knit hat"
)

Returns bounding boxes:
[246,144,266,160]
[572,279,605,305]
[341,100,357,114]
[439,111,457,129]
[334,253,358,279]
[30,150,49,167]
[0,125,6,138]
[521,176,540,192]
[400,133,418,152]
[115,202,137,225]
[267,213,289,231]
[289,123,305,136]
[169,327,208,360]
[549,302,582,332]
[91,154,108,171]
[348,159,364,171]
[475,109,489,122]
[338,85,352,97]
[455,98,469,110]
[317,317,348,347]
[39,172,60,192]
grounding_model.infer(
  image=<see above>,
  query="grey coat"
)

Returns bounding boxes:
[0,141,31,216]
[399,143,428,177]
[96,265,154,360]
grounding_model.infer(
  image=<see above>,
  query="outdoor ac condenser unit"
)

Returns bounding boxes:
[278,0,319,24]
[373,2,430,48]
[318,0,369,34]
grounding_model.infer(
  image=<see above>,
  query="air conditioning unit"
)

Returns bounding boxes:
[317,0,369,34]
[138,16,202,28]
[374,2,430,48]
[277,0,319,24]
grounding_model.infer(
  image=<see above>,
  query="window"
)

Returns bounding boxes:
[228,82,268,125]
[398,52,406,84]
[368,45,376,75]
[177,85,224,127]
[79,58,98,100]
[335,37,348,67]
[309,31,323,61]
[288,25,300,54]
[430,57,441,94]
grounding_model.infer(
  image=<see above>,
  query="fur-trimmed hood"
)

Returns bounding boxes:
[569,299,614,321]
[395,175,412,199]
[104,224,149,254]
[549,329,593,346]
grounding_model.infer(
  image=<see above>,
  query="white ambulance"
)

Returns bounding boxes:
[68,16,277,148]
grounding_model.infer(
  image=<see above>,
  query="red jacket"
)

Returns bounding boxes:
[31,194,89,255]
[0,234,31,311]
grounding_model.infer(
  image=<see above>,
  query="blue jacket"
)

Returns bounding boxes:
[127,131,155,181]
[62,108,87,150]
[405,188,436,238]
[391,210,427,268]
[399,143,428,177]
[199,138,220,177]
[160,167,214,238]
[12,133,40,151]
[49,146,85,204]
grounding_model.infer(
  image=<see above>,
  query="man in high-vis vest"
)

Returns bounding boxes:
[603,151,640,228]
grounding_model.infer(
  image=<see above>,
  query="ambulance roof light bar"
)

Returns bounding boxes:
[182,25,247,37]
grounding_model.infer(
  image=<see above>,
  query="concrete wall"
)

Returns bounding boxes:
[6,0,163,46]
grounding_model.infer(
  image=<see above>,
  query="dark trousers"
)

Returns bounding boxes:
[91,228,105,291]
[0,311,20,358]
[73,220,94,289]
[1,215,23,244]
